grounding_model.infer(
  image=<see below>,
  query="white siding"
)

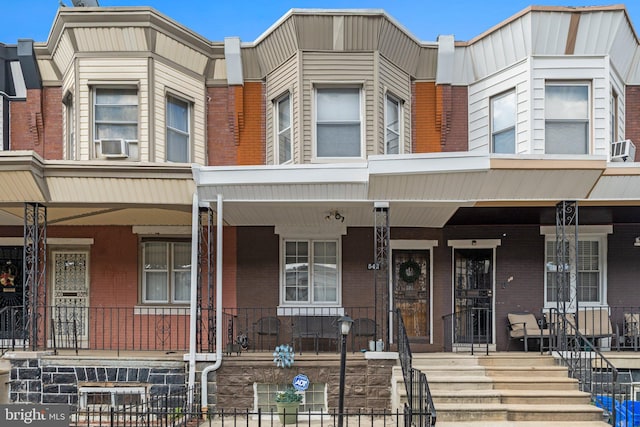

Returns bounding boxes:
[530,56,608,155]
[155,33,208,75]
[468,60,530,153]
[74,27,148,52]
[153,60,207,164]
[611,68,625,145]
[52,32,75,77]
[61,61,77,160]
[77,57,148,161]
[301,51,374,162]
[265,54,298,165]
[379,54,411,154]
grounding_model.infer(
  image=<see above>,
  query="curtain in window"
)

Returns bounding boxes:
[316,88,360,157]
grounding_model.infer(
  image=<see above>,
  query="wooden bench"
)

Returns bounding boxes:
[291,316,338,354]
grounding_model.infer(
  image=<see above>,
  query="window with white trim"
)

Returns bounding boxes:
[78,386,147,410]
[256,383,326,412]
[544,235,605,307]
[491,90,516,153]
[166,95,190,163]
[142,241,191,304]
[94,88,138,141]
[64,93,76,160]
[283,239,339,304]
[275,93,292,164]
[611,89,619,143]
[545,83,590,154]
[315,87,362,158]
[385,94,402,154]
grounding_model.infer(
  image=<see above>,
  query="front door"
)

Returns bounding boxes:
[393,250,429,342]
[52,251,89,346]
[453,249,493,344]
[0,246,23,339]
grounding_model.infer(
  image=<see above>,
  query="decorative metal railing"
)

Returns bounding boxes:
[547,307,630,426]
[442,307,491,356]
[397,308,436,426]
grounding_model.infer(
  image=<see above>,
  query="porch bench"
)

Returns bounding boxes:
[291,315,339,354]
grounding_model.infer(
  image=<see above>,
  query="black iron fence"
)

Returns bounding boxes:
[442,307,491,355]
[546,307,631,426]
[396,308,436,426]
[0,305,377,355]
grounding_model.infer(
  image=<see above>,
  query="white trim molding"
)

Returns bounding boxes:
[132,226,191,235]
[447,239,501,249]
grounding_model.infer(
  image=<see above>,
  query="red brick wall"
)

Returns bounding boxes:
[626,86,640,161]
[9,87,63,159]
[440,85,468,152]
[412,81,440,153]
[207,82,265,166]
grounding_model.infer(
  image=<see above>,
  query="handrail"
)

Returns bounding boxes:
[547,308,624,426]
[442,307,491,356]
[396,308,436,426]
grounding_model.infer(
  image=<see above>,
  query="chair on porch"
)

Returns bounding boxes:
[507,312,550,352]
[577,308,620,351]
[251,316,280,351]
[623,312,640,351]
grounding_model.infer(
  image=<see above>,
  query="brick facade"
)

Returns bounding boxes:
[626,85,640,161]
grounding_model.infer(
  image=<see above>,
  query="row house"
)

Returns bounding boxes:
[2,2,640,414]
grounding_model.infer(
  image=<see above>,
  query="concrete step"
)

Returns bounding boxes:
[432,389,591,406]
[436,403,603,422]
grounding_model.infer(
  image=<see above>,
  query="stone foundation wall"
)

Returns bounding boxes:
[211,355,395,411]
[7,353,186,408]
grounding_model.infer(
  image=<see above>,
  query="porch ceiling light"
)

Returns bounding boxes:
[635,237,640,247]
[326,210,345,223]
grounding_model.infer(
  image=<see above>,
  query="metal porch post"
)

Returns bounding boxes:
[23,202,47,351]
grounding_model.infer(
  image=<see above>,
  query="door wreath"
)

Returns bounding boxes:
[399,259,421,283]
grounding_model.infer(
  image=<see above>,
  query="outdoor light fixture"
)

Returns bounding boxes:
[326,210,345,223]
[337,315,353,427]
[635,236,640,247]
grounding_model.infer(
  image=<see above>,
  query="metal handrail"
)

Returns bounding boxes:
[547,308,627,426]
[396,308,436,426]
[442,307,491,356]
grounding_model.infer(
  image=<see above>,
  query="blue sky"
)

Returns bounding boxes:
[3,1,640,44]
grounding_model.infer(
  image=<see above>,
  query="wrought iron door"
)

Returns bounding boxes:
[52,251,89,345]
[393,250,429,341]
[453,249,493,344]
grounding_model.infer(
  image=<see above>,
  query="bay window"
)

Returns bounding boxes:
[385,94,402,154]
[315,87,362,158]
[545,83,589,154]
[491,90,516,153]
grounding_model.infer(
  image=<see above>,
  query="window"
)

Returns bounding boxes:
[275,93,292,164]
[94,88,138,141]
[283,240,339,304]
[78,386,146,410]
[166,95,190,163]
[142,241,191,304]
[385,94,401,154]
[545,83,589,154]
[491,90,516,153]
[256,383,326,412]
[315,87,361,158]
[544,236,604,306]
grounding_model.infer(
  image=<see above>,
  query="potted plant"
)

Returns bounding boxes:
[275,387,302,424]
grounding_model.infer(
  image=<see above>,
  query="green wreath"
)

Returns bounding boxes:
[399,259,421,283]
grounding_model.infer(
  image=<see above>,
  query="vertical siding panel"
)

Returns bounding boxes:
[379,55,411,154]
[153,61,206,164]
[266,54,298,165]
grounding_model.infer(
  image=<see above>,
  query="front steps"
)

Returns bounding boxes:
[393,353,608,426]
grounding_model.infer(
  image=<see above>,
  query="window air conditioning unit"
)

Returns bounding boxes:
[98,139,129,158]
[611,139,636,162]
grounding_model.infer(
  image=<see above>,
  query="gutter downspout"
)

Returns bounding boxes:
[200,194,223,416]
[187,192,200,407]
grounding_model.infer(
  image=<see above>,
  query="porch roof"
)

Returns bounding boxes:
[193,153,611,227]
[0,151,194,226]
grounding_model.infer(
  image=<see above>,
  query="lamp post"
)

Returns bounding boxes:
[337,315,353,427]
